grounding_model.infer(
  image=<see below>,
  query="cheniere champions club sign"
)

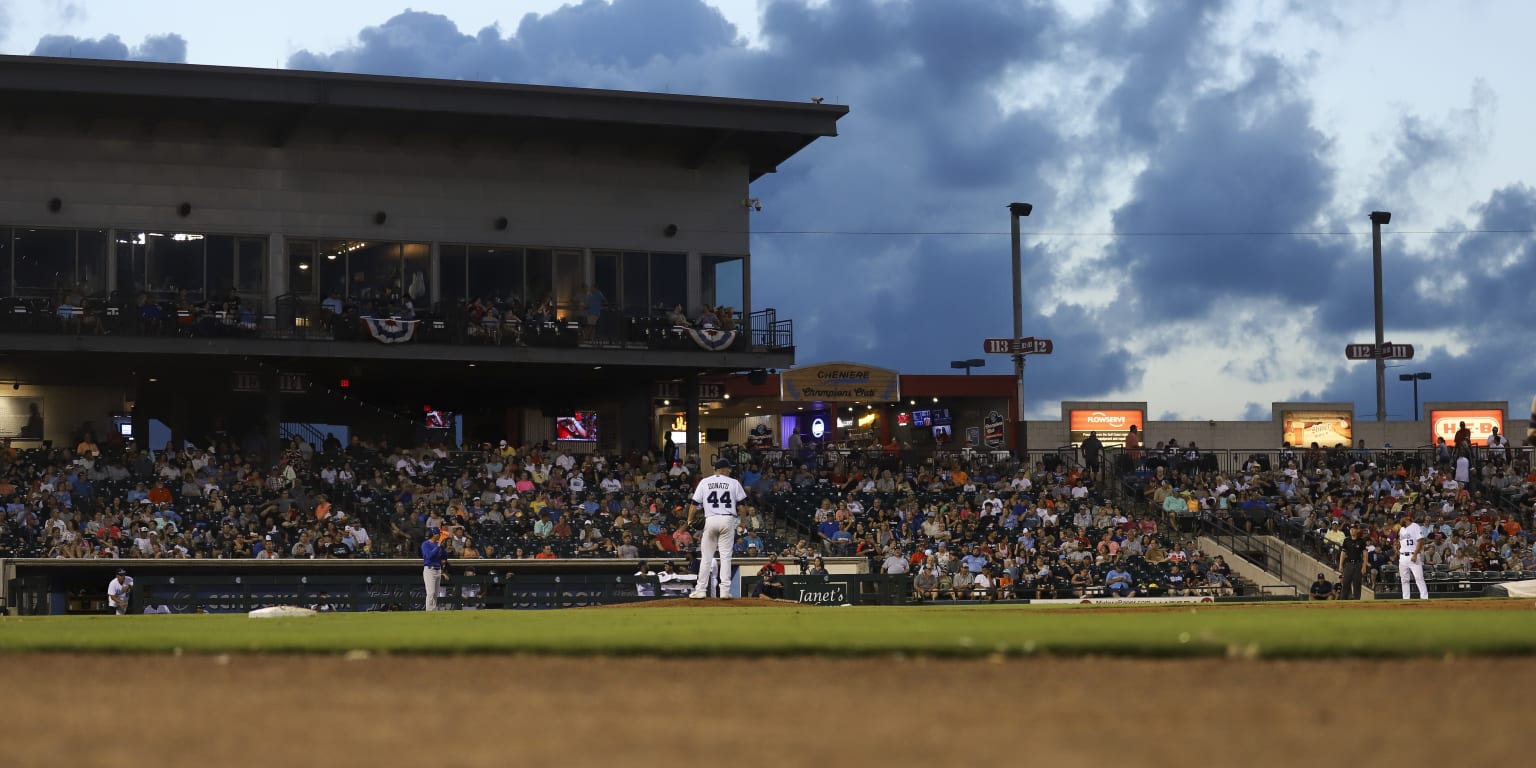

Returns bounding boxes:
[780,362,901,403]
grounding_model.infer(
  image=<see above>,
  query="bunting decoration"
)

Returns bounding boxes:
[362,316,419,344]
[683,326,739,352]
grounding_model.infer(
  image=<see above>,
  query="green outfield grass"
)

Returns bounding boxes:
[3,601,1534,658]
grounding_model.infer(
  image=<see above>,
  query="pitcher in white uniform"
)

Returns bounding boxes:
[687,458,747,600]
[1397,509,1429,600]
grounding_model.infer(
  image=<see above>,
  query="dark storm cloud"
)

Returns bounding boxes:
[286,11,522,80]
[514,0,737,68]
[1089,0,1230,147]
[30,32,186,62]
[1109,56,1339,318]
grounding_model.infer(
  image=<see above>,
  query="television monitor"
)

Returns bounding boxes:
[424,409,454,430]
[556,411,598,442]
[932,424,953,444]
[911,409,932,427]
[931,408,953,426]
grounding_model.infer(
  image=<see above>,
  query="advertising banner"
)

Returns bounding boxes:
[1068,409,1143,448]
[780,362,901,402]
[1281,410,1354,448]
[1429,409,1504,447]
[983,410,1006,449]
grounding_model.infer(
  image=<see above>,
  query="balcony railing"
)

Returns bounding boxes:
[0,296,794,355]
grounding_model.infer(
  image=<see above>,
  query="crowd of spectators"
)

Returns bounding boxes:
[1127,438,1536,592]
[756,451,1235,601]
[0,426,780,565]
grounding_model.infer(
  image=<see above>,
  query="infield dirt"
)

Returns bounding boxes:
[11,654,1527,767]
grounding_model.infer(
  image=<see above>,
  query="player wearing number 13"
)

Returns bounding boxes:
[687,458,747,600]
[1397,509,1429,600]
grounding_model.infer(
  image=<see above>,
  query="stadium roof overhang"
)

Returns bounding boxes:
[0,55,848,181]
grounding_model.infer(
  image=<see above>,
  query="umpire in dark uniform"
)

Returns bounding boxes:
[1337,524,1369,600]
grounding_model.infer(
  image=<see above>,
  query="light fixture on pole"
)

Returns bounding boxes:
[1369,210,1391,422]
[1008,202,1033,457]
[1397,371,1430,421]
[950,358,985,376]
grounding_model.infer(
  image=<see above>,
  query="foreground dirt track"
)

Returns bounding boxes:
[11,655,1529,767]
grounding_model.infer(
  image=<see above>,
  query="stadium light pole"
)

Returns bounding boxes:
[1008,202,1033,458]
[1369,210,1391,422]
[1398,371,1430,422]
[949,358,986,376]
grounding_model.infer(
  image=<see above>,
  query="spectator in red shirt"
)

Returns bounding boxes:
[146,481,173,505]
[655,528,678,553]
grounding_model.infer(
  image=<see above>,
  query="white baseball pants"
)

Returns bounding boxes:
[1399,555,1428,600]
[695,516,738,597]
[423,567,442,610]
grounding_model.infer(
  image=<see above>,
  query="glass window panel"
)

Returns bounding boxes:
[14,228,75,297]
[347,241,400,302]
[0,228,10,297]
[440,244,467,303]
[553,249,583,319]
[466,246,524,303]
[703,255,744,314]
[146,233,206,300]
[650,252,686,315]
[288,240,316,296]
[77,230,107,297]
[316,240,348,300]
[594,251,620,312]
[237,239,266,295]
[402,242,430,307]
[116,233,146,298]
[205,235,236,302]
[525,248,553,307]
[622,251,649,314]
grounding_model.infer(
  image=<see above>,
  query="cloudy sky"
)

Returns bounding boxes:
[3,0,1534,421]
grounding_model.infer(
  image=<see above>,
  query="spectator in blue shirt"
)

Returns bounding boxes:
[740,465,761,489]
[742,531,764,552]
[960,546,990,575]
[1106,566,1134,597]
[816,518,840,544]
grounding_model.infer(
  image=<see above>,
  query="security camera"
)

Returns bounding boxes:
[744,198,762,212]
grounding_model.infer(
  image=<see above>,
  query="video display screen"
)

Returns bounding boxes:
[556,411,599,442]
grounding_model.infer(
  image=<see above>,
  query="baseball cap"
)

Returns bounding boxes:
[116,568,127,575]
[713,458,733,470]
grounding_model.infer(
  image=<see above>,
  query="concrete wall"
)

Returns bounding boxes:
[1197,537,1290,593]
[0,127,750,253]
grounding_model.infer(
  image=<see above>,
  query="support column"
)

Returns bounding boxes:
[267,233,287,315]
[685,371,702,468]
[106,228,117,294]
[429,241,442,308]
[265,374,283,465]
[685,250,702,317]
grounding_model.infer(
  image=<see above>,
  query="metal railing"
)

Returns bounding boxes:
[0,294,793,354]
[749,308,793,351]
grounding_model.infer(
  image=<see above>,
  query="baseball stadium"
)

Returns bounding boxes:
[1,56,1533,768]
